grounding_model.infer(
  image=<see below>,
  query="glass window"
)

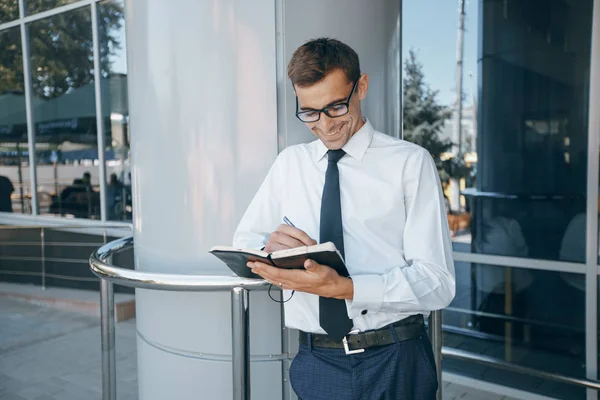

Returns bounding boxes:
[0,1,20,23]
[403,0,593,262]
[26,0,77,16]
[28,7,101,219]
[99,0,130,221]
[444,261,585,399]
[0,27,31,214]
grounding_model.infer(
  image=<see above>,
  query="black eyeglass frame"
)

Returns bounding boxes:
[295,78,360,123]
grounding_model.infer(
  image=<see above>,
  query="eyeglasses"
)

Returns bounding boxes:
[295,78,359,123]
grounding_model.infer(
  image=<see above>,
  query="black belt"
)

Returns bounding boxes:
[299,314,425,354]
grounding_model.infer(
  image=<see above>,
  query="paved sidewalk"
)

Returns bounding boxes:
[0,297,137,400]
[0,293,519,400]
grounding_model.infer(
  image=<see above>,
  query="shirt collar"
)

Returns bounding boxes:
[313,118,374,162]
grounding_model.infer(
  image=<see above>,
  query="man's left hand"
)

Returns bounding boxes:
[247,259,354,300]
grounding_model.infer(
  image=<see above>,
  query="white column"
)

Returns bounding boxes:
[126,0,281,398]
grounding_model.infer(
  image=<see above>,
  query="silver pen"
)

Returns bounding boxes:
[283,216,296,228]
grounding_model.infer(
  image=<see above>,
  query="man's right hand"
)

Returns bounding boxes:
[264,224,317,252]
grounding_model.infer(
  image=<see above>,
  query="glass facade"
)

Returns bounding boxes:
[447,262,585,397]
[29,7,101,219]
[99,0,130,221]
[403,0,598,397]
[0,0,130,221]
[0,27,31,214]
[26,0,78,16]
[404,0,594,262]
[475,0,592,263]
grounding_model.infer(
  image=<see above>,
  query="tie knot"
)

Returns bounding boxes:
[327,149,346,163]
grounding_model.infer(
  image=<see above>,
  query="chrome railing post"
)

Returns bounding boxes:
[429,310,443,400]
[100,274,117,400]
[231,287,250,400]
[90,237,271,399]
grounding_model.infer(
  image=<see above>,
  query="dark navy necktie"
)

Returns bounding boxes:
[319,149,353,341]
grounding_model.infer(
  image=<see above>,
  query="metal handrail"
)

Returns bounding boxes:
[0,223,132,229]
[91,237,269,292]
[89,236,270,400]
[443,347,600,391]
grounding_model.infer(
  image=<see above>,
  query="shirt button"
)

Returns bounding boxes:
[361,310,368,315]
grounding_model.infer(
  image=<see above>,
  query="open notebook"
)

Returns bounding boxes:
[209,242,346,279]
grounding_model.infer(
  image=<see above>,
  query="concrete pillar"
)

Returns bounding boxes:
[127,0,281,398]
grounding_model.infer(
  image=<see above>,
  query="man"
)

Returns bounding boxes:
[82,172,92,188]
[233,38,455,400]
[0,175,14,212]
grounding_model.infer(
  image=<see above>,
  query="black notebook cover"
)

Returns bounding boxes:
[209,242,346,279]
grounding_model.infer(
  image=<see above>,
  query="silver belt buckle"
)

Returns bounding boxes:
[342,329,365,355]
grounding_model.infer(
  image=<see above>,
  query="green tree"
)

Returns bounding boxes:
[0,1,124,99]
[0,1,20,24]
[0,27,24,94]
[403,49,470,183]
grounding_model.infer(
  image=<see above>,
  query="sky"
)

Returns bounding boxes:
[109,22,128,75]
[402,0,479,107]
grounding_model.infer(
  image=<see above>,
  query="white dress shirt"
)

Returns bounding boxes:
[233,119,455,334]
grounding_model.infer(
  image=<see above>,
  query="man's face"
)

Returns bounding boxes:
[294,69,368,150]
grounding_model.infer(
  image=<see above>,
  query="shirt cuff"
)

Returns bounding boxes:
[345,274,385,319]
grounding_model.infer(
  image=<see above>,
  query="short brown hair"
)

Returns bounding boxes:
[287,38,361,87]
